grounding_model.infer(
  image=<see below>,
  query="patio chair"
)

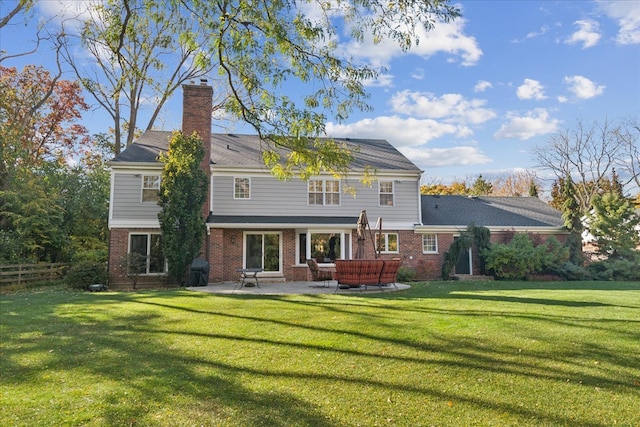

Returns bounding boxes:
[306,259,334,287]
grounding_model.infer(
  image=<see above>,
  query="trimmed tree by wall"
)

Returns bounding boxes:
[441,223,491,279]
[158,131,207,285]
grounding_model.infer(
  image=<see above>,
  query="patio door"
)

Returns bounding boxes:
[245,232,281,272]
[454,237,472,275]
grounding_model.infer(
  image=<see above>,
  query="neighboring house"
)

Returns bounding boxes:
[415,195,569,278]
[107,83,568,287]
[107,82,423,287]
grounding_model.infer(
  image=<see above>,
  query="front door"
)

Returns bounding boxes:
[245,232,281,272]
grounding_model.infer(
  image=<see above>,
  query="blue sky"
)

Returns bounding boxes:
[2,1,639,195]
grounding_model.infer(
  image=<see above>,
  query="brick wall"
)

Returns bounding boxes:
[182,82,213,220]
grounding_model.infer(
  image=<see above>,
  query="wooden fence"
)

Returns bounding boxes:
[0,263,68,286]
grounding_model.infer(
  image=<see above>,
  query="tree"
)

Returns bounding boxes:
[421,180,469,195]
[60,0,216,155]
[0,65,89,190]
[491,170,539,197]
[617,117,639,190]
[587,192,640,258]
[58,0,460,175]
[469,174,492,196]
[0,65,90,248]
[158,131,208,284]
[534,118,635,214]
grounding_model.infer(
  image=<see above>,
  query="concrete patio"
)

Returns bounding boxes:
[187,280,411,295]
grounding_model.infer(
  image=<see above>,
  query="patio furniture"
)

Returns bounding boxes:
[378,259,402,290]
[334,259,385,291]
[306,259,334,287]
[236,268,263,289]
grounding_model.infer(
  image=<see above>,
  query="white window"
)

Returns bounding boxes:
[129,233,166,274]
[298,231,350,264]
[375,232,398,253]
[422,234,438,253]
[142,175,160,202]
[308,179,340,205]
[234,177,250,199]
[379,181,394,206]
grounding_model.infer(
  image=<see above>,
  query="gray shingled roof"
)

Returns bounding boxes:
[206,214,358,226]
[111,131,421,172]
[421,195,565,228]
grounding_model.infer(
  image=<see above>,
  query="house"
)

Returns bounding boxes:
[107,82,423,287]
[415,195,569,278]
[107,82,568,287]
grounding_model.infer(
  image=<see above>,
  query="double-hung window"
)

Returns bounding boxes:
[234,177,250,199]
[422,234,438,253]
[142,175,160,202]
[129,233,166,274]
[308,179,340,206]
[375,232,398,253]
[379,181,394,206]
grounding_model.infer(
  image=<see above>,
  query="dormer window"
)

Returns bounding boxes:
[142,175,160,202]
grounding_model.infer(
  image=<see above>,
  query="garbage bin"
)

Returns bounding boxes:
[189,258,209,286]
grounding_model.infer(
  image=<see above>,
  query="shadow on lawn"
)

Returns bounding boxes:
[2,288,639,426]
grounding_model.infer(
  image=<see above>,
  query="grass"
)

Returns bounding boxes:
[1,281,639,426]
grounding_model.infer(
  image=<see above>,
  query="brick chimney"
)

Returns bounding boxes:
[182,80,213,219]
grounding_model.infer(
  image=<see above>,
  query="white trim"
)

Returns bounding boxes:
[108,220,160,229]
[415,225,567,234]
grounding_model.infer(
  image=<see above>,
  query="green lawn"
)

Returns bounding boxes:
[1,281,639,426]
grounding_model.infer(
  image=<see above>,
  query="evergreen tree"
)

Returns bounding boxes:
[470,174,493,196]
[561,175,582,232]
[158,131,207,285]
[587,191,640,258]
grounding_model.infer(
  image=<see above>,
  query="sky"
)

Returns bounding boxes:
[2,0,639,196]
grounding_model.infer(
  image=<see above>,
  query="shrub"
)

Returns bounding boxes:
[553,262,590,281]
[65,261,108,290]
[587,253,640,281]
[397,266,417,282]
[484,234,569,280]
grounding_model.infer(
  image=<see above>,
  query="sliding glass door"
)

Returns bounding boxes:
[245,232,281,272]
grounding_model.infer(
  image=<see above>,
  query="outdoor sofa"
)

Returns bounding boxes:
[334,259,401,291]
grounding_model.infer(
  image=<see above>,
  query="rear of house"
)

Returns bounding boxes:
[107,82,423,287]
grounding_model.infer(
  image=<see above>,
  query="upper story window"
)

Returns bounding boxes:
[142,175,160,203]
[422,234,438,253]
[309,179,340,206]
[375,232,398,253]
[234,177,250,199]
[379,181,394,206]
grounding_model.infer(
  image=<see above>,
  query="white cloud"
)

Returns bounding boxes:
[342,17,482,67]
[494,108,560,140]
[564,75,605,99]
[516,79,547,100]
[389,90,496,124]
[400,146,491,168]
[365,73,394,88]
[565,19,601,48]
[526,25,550,39]
[326,116,468,147]
[474,80,492,93]
[411,68,425,80]
[598,0,640,44]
